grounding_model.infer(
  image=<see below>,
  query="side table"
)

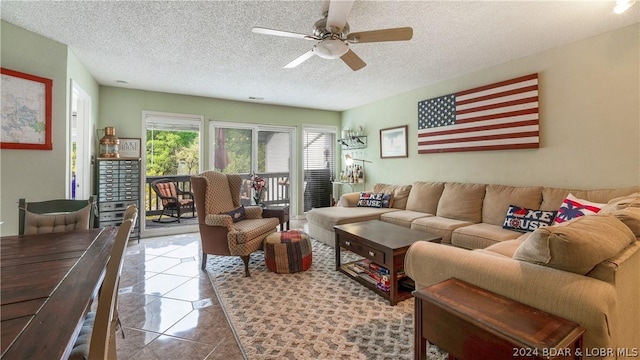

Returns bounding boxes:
[262,205,289,231]
[413,278,585,360]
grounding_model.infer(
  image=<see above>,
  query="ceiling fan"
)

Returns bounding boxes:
[252,0,413,71]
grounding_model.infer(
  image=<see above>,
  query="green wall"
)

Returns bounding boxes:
[98,86,341,215]
[342,23,640,190]
[1,20,99,236]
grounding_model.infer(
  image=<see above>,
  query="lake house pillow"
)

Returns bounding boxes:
[502,205,557,232]
[357,192,384,208]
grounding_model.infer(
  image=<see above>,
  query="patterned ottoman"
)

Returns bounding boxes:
[264,230,312,274]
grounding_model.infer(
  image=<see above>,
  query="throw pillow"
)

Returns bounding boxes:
[553,193,604,225]
[221,206,246,223]
[513,214,635,275]
[502,205,557,232]
[357,192,384,208]
[381,193,394,208]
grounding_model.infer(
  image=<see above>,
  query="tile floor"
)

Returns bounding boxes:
[115,220,306,359]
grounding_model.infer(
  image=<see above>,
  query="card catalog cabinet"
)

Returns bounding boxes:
[96,158,141,239]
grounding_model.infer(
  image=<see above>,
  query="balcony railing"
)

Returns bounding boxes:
[145,172,290,218]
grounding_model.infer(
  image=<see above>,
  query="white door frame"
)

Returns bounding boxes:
[69,80,92,200]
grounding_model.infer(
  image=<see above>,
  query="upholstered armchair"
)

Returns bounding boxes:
[191,171,279,276]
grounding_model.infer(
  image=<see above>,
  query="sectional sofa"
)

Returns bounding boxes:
[306,182,640,357]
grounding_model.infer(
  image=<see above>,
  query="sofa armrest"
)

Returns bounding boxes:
[404,241,617,351]
[339,192,361,207]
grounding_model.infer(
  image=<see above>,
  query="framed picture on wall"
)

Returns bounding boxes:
[0,68,53,150]
[380,125,408,158]
[119,138,141,158]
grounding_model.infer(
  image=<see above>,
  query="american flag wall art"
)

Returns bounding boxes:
[417,73,539,154]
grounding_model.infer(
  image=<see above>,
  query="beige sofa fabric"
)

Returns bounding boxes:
[404,240,637,353]
[600,192,640,212]
[306,206,397,231]
[481,185,542,226]
[436,183,487,223]
[513,214,636,274]
[451,223,522,249]
[380,210,432,228]
[405,181,445,214]
[410,216,473,244]
[373,183,412,209]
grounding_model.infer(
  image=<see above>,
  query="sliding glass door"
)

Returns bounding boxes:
[210,122,296,213]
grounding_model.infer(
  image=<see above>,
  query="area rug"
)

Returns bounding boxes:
[206,238,447,360]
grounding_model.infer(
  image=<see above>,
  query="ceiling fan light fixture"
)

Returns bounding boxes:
[314,39,349,59]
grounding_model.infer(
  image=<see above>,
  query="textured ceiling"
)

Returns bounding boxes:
[1,1,638,111]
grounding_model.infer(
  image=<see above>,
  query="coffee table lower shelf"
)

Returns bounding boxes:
[338,262,413,304]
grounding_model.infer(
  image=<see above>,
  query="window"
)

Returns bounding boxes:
[210,122,295,210]
[302,126,336,211]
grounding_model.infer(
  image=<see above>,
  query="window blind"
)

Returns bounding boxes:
[303,128,336,211]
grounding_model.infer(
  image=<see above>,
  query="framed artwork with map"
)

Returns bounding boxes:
[1,68,53,150]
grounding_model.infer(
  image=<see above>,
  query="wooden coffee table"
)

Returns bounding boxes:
[334,220,441,305]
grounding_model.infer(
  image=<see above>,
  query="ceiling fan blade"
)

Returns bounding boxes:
[252,27,319,41]
[340,49,366,71]
[347,27,413,43]
[326,0,355,33]
[284,50,315,68]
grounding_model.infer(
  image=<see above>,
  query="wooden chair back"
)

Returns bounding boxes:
[89,209,137,359]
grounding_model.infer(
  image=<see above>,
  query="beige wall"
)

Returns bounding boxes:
[342,23,640,190]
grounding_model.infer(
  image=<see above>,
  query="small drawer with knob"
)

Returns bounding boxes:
[338,238,385,264]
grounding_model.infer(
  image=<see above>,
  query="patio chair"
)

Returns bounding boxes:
[150,178,195,223]
[191,170,279,276]
[18,196,97,235]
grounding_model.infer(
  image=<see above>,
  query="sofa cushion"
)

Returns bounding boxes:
[513,214,636,275]
[410,216,474,245]
[482,185,542,226]
[502,205,557,232]
[600,192,640,213]
[380,210,433,228]
[553,194,604,225]
[405,182,445,214]
[373,183,412,209]
[482,237,526,258]
[306,206,399,231]
[436,183,487,223]
[607,208,640,237]
[452,223,522,249]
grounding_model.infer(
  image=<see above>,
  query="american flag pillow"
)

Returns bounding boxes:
[553,194,604,225]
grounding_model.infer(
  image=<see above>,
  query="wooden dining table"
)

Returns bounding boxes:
[1,227,118,359]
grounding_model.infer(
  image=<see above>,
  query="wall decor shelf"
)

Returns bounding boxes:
[338,136,367,150]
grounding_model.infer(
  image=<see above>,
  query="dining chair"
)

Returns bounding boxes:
[68,206,138,360]
[18,196,97,235]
